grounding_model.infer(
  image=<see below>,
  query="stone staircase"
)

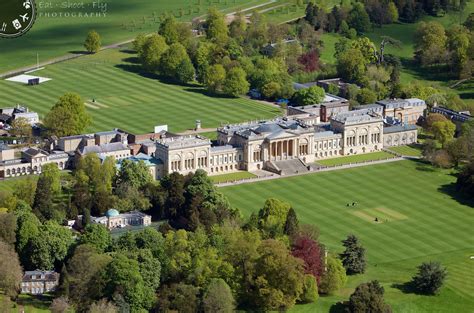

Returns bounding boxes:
[268,158,311,176]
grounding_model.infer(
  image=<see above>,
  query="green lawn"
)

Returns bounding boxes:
[0,176,38,193]
[210,171,257,183]
[387,144,423,157]
[1,294,52,313]
[220,160,474,312]
[316,151,395,166]
[0,48,281,134]
[0,0,272,73]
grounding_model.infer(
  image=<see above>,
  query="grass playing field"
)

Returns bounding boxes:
[0,48,281,134]
[0,0,273,73]
[220,160,474,312]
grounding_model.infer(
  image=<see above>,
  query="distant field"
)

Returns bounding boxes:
[316,151,395,166]
[221,160,474,312]
[0,0,272,73]
[0,48,281,134]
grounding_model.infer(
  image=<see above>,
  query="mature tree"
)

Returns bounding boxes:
[252,239,305,310]
[10,117,32,139]
[293,86,325,106]
[114,182,151,213]
[348,3,371,34]
[15,209,40,262]
[84,30,101,53]
[340,234,367,274]
[132,33,147,54]
[79,224,111,252]
[298,50,320,73]
[348,280,392,313]
[71,169,92,216]
[102,253,154,312]
[424,113,448,132]
[284,207,299,237]
[414,22,447,66]
[160,43,191,78]
[140,34,169,72]
[357,88,378,104]
[32,169,55,221]
[291,235,324,283]
[300,274,318,303]
[432,121,456,148]
[457,159,474,198]
[261,82,282,100]
[319,255,347,295]
[89,299,117,313]
[411,261,447,295]
[116,159,153,190]
[257,198,291,238]
[229,11,247,43]
[388,1,399,22]
[50,297,72,313]
[44,93,91,137]
[337,48,368,83]
[27,221,74,270]
[159,14,179,44]
[245,11,268,50]
[205,64,226,94]
[13,177,37,206]
[223,67,250,97]
[156,283,199,313]
[0,239,23,298]
[446,25,470,77]
[42,162,61,194]
[176,58,196,84]
[65,244,112,310]
[464,13,474,31]
[206,8,228,45]
[0,212,17,245]
[202,278,235,313]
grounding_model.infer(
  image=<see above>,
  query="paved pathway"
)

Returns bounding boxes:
[216,157,406,187]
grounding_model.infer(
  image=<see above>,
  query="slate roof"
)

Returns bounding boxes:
[383,124,418,134]
[79,142,129,155]
[22,271,59,282]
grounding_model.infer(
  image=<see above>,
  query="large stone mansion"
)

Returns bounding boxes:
[0,95,425,179]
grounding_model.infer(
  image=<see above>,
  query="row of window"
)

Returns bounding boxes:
[315,139,341,151]
[210,164,235,173]
[5,162,65,176]
[209,154,241,166]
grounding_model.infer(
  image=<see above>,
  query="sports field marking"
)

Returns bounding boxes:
[352,210,380,222]
[351,207,408,223]
[84,102,100,109]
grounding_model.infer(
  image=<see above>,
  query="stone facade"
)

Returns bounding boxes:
[0,148,69,178]
[21,271,59,295]
[91,209,152,230]
[383,125,418,147]
[330,110,384,155]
